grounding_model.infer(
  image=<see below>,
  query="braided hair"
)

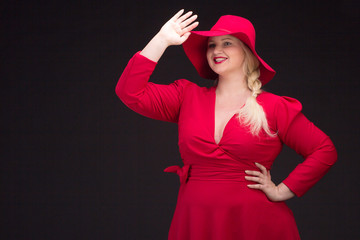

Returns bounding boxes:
[237,41,276,137]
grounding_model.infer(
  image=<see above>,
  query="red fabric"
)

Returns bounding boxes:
[116,52,337,240]
[182,15,276,84]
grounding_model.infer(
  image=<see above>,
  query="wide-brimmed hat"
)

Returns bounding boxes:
[182,15,275,85]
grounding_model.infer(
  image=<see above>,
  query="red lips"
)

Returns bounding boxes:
[213,57,227,64]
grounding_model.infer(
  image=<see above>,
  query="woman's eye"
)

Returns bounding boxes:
[224,42,231,46]
[208,43,215,48]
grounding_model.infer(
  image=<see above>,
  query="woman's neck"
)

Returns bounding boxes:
[216,74,250,97]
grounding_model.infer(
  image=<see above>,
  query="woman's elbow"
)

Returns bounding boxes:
[323,137,338,166]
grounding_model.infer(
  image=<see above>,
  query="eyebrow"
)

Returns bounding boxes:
[208,37,233,43]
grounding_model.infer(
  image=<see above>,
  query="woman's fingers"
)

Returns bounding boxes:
[171,9,185,21]
[177,10,194,23]
[177,12,198,37]
[245,163,268,185]
[247,184,263,190]
[180,14,198,28]
[245,170,262,177]
[180,21,199,38]
[255,162,268,175]
[245,176,264,184]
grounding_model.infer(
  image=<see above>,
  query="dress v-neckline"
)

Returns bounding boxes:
[212,87,238,146]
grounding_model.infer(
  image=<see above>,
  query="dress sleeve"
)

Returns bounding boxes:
[274,96,338,197]
[115,52,192,123]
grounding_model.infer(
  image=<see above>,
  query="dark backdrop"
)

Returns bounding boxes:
[1,0,359,239]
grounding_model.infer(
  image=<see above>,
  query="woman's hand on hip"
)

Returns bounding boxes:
[245,162,295,202]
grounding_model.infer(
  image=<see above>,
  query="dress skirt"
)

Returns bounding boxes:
[167,174,300,240]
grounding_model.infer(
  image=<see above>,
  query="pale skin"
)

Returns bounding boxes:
[207,35,252,145]
[140,9,295,202]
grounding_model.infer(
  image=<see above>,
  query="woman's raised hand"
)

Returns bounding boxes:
[140,10,198,62]
[158,9,199,46]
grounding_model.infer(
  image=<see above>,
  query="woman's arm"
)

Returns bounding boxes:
[115,10,199,122]
[245,97,337,201]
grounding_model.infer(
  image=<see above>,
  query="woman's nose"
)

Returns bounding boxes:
[213,45,223,54]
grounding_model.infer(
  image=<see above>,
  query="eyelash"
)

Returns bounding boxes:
[208,42,232,48]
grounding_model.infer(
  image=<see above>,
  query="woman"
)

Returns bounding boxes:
[116,10,337,240]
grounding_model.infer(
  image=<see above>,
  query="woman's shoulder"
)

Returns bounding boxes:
[258,91,302,105]
[257,91,282,109]
[173,79,214,93]
[258,91,303,116]
[258,91,280,102]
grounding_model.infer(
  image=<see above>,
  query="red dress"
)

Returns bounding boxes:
[116,52,337,240]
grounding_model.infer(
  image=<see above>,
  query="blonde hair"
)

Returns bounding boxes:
[236,41,276,137]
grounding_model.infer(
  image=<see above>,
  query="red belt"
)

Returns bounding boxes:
[164,164,252,184]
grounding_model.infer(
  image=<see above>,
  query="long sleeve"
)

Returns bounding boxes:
[274,96,338,197]
[115,52,192,123]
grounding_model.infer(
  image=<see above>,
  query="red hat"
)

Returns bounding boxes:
[182,15,275,85]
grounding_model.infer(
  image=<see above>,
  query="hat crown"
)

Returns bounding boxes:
[210,15,256,45]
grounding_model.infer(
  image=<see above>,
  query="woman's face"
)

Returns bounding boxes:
[206,35,245,77]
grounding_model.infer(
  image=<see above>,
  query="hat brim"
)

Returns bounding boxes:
[182,30,275,85]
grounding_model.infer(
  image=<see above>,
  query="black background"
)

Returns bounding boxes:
[1,0,359,239]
